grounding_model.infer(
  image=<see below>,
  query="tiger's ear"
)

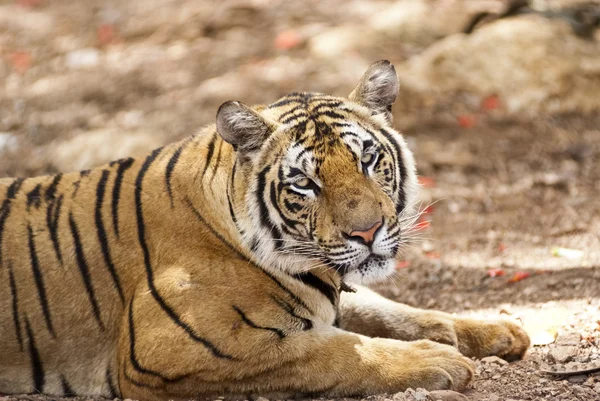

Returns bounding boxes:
[349,60,399,123]
[216,101,276,153]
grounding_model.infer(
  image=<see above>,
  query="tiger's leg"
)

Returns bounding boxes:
[339,285,530,360]
[117,269,473,401]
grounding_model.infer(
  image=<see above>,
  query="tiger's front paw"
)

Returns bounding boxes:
[453,317,530,361]
[398,340,474,392]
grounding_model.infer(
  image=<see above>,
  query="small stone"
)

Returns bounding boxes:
[492,374,502,379]
[539,378,549,384]
[549,346,577,364]
[584,377,595,387]
[0,132,17,152]
[594,382,600,393]
[65,48,100,69]
[255,398,269,401]
[556,332,582,346]
[427,390,468,401]
[415,388,429,400]
[481,356,509,366]
[568,375,588,384]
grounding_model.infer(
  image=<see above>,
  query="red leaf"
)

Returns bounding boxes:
[424,251,440,259]
[418,176,436,188]
[414,220,430,231]
[396,260,411,269]
[274,30,302,50]
[422,205,434,214]
[487,268,505,277]
[508,271,530,283]
[457,115,476,128]
[498,243,506,252]
[8,52,31,74]
[481,95,500,111]
[98,24,116,46]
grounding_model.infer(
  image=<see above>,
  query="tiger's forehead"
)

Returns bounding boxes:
[262,92,368,125]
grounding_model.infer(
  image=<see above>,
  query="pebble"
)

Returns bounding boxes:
[594,382,600,393]
[568,374,588,384]
[0,132,17,152]
[556,332,582,346]
[481,356,509,366]
[414,387,429,400]
[549,346,577,364]
[428,390,468,401]
[65,48,100,69]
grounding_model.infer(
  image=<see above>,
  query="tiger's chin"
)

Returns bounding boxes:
[340,256,396,285]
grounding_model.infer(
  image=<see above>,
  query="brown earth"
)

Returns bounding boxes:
[1,0,600,400]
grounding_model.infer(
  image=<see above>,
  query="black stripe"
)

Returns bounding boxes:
[379,129,406,213]
[202,134,217,178]
[6,177,25,199]
[72,180,81,198]
[270,294,313,330]
[46,194,63,265]
[281,113,308,125]
[61,375,76,397]
[165,143,186,207]
[209,139,224,183]
[24,317,44,393]
[271,181,299,232]
[45,173,62,201]
[106,368,118,399]
[8,263,23,351]
[95,170,125,303]
[268,98,301,109]
[135,149,233,359]
[232,305,285,339]
[277,105,305,121]
[27,226,55,337]
[69,213,105,331]
[0,178,25,267]
[316,110,345,120]
[256,166,283,250]
[111,157,135,239]
[292,272,338,307]
[128,298,188,382]
[26,183,42,210]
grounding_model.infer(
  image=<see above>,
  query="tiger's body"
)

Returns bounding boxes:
[0,61,529,400]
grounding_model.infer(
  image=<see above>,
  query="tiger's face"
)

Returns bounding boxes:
[217,61,418,284]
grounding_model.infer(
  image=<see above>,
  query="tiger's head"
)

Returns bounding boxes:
[217,60,418,284]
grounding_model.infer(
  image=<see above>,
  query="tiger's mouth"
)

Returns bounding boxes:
[333,253,389,277]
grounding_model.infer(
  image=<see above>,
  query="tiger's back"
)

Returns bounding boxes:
[0,164,143,396]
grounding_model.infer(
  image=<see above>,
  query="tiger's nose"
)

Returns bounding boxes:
[346,221,382,246]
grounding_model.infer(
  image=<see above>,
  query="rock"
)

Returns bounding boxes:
[481,356,509,366]
[568,374,587,384]
[65,48,101,69]
[428,390,468,401]
[549,346,577,364]
[594,382,600,393]
[556,332,582,346]
[397,15,600,115]
[414,388,429,401]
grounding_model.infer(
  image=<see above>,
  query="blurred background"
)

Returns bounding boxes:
[1,0,599,399]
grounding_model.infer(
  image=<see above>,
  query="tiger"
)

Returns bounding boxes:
[0,60,530,400]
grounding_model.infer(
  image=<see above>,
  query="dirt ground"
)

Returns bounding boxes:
[1,0,600,400]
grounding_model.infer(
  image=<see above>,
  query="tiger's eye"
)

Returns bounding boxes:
[361,153,375,165]
[295,177,311,188]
